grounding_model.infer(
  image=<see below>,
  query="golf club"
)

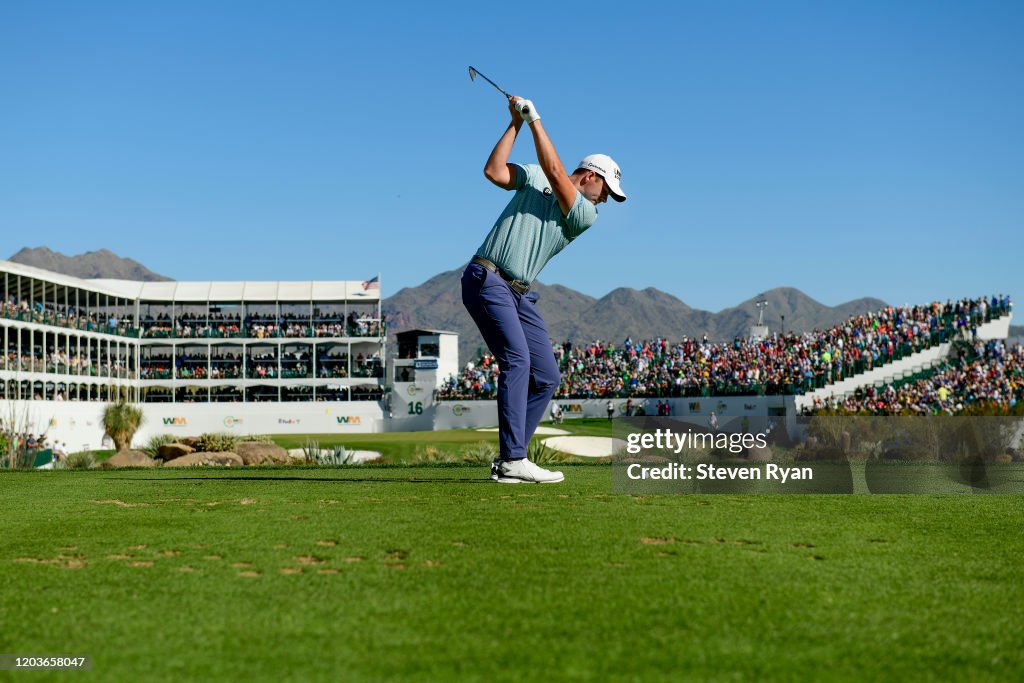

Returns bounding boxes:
[468,66,531,117]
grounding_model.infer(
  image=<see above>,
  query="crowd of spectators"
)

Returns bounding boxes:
[141,312,386,339]
[6,348,131,378]
[3,295,387,341]
[436,296,1013,401]
[4,296,137,337]
[808,340,1024,415]
[0,427,69,466]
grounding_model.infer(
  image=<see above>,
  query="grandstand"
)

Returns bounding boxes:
[1,260,385,449]
[2,255,1016,449]
[432,296,1014,428]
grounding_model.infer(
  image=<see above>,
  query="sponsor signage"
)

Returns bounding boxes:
[336,416,362,425]
[452,404,471,416]
[558,403,584,414]
[224,416,243,428]
[163,417,188,426]
[414,359,438,370]
[278,418,301,425]
[407,384,419,396]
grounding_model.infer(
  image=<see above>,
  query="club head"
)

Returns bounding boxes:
[468,66,478,82]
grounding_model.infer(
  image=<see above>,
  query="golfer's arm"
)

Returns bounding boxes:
[527,120,576,216]
[484,121,523,190]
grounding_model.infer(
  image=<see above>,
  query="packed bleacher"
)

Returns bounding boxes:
[435,296,1013,405]
[0,297,386,340]
[4,296,137,337]
[141,312,385,339]
[807,339,1024,415]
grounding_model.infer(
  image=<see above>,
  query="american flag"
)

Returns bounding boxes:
[361,275,380,291]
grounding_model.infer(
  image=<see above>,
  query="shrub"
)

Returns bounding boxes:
[141,434,177,459]
[243,434,276,444]
[66,451,97,469]
[302,439,321,464]
[527,439,564,465]
[195,432,240,453]
[460,441,497,464]
[317,445,358,466]
[410,445,460,464]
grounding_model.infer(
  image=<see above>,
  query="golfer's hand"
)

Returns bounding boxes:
[513,97,540,124]
[508,97,523,125]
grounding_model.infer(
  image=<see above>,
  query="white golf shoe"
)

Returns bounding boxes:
[494,458,564,484]
[490,457,502,481]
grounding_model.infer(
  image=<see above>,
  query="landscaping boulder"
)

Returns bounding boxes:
[235,442,289,466]
[746,444,773,462]
[157,443,194,461]
[162,452,244,467]
[101,450,158,469]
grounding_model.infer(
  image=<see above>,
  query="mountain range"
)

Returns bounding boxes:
[8,246,172,281]
[6,248,894,361]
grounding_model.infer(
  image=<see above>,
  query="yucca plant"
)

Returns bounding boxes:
[527,439,564,465]
[316,445,357,466]
[102,401,144,452]
[141,433,177,459]
[302,438,321,464]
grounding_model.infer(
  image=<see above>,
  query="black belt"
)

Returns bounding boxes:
[471,256,531,294]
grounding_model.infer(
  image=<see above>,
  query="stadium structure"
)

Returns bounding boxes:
[1,258,1015,452]
[0,260,389,451]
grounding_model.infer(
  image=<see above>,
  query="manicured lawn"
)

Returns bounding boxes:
[271,417,614,462]
[1,465,1022,681]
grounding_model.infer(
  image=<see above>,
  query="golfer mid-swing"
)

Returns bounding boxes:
[462,95,626,483]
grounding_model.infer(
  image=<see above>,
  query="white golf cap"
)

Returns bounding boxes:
[577,154,627,202]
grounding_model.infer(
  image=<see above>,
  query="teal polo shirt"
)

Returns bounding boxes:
[474,163,598,283]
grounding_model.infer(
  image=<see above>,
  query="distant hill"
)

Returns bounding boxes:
[384,267,889,362]
[7,246,173,281]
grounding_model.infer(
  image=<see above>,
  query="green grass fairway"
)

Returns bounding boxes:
[271,418,615,462]
[2,467,1022,681]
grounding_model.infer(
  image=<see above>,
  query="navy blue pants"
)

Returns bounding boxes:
[461,263,561,460]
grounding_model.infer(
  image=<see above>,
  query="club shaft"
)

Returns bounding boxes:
[469,66,511,99]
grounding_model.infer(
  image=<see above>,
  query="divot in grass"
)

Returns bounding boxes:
[18,556,87,569]
[91,499,152,508]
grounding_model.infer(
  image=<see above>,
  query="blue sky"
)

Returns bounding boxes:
[1,1,1021,312]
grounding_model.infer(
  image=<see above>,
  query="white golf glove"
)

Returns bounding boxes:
[515,99,540,124]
